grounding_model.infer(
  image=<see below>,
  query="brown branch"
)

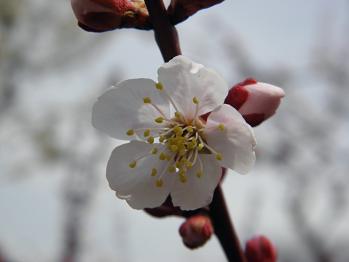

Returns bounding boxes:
[210,185,247,262]
[144,0,181,61]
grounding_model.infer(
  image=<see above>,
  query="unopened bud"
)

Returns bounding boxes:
[168,0,224,24]
[179,215,213,249]
[245,235,277,262]
[225,78,285,127]
[71,0,150,32]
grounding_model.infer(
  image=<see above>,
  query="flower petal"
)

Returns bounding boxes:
[158,56,228,119]
[107,141,174,209]
[171,154,222,210]
[204,104,256,174]
[92,78,170,140]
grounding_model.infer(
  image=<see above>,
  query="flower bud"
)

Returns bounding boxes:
[168,0,224,24]
[179,215,213,249]
[71,0,150,32]
[225,78,285,127]
[245,235,277,262]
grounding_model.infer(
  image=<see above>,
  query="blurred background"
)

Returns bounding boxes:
[1,0,349,261]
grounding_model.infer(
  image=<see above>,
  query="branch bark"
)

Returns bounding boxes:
[144,0,181,61]
[210,185,246,262]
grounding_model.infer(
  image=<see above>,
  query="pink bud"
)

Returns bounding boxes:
[245,235,277,262]
[71,0,149,32]
[179,215,213,249]
[225,78,285,127]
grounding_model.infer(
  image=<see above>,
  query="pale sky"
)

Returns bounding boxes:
[0,0,348,261]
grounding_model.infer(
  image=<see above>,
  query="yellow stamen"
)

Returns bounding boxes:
[192,97,199,104]
[159,135,165,142]
[170,145,178,153]
[155,82,164,91]
[144,129,151,137]
[147,136,155,144]
[151,147,158,154]
[173,126,183,135]
[215,153,223,161]
[155,117,164,124]
[159,152,167,161]
[197,143,204,151]
[179,148,186,156]
[186,161,193,168]
[143,97,152,104]
[187,126,194,133]
[126,129,134,136]
[175,112,182,119]
[129,161,137,168]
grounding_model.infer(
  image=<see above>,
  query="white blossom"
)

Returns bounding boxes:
[92,56,256,210]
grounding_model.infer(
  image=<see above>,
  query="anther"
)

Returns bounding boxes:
[215,153,223,161]
[155,117,164,124]
[159,152,167,161]
[186,161,193,168]
[217,123,225,132]
[159,135,165,142]
[143,97,152,104]
[197,143,204,151]
[155,179,163,187]
[187,126,194,133]
[170,145,178,153]
[179,148,186,156]
[129,161,137,168]
[151,147,158,154]
[192,97,199,104]
[173,126,183,136]
[144,129,151,137]
[147,136,155,144]
[175,112,182,119]
[155,82,164,91]
[126,129,134,136]
[151,168,157,176]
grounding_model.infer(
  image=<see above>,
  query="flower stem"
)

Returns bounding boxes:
[144,1,246,261]
[210,185,247,262]
[144,0,182,61]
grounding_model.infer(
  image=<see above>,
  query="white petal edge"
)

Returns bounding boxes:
[158,55,228,120]
[239,82,285,117]
[204,104,256,174]
[107,141,174,209]
[171,154,222,210]
[92,78,170,140]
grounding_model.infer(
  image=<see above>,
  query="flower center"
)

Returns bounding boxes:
[126,82,224,187]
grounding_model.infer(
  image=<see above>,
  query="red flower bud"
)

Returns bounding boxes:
[179,215,213,249]
[168,0,224,24]
[71,0,150,32]
[245,235,277,262]
[225,78,285,127]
